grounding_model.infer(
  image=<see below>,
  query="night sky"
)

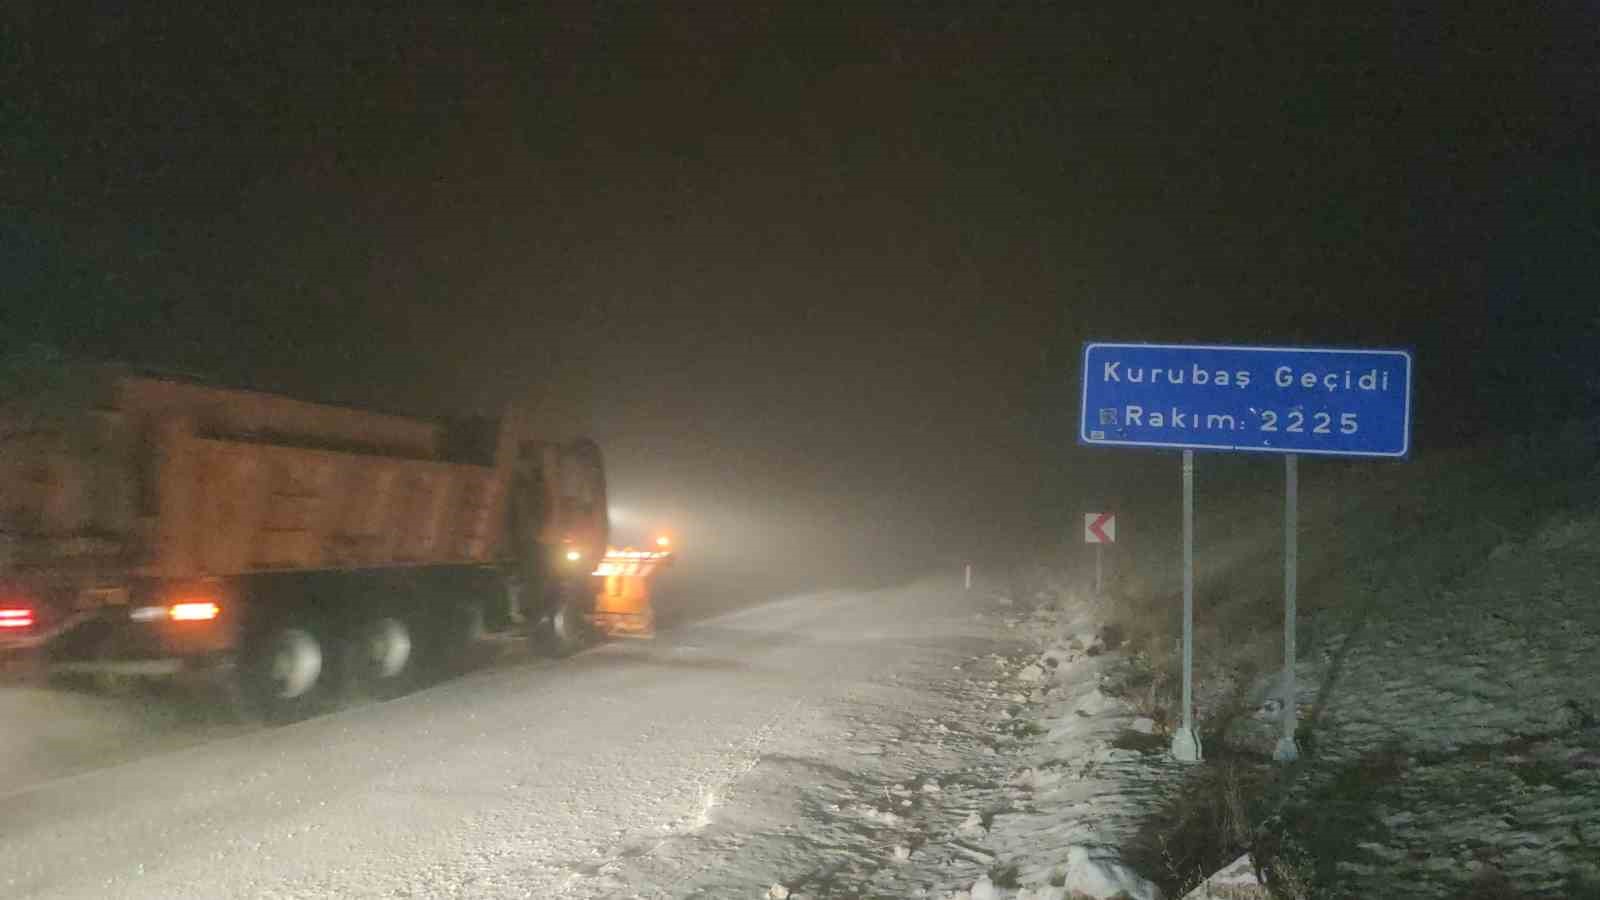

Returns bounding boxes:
[4,5,1596,588]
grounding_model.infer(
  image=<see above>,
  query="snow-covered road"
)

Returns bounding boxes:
[1,579,1004,899]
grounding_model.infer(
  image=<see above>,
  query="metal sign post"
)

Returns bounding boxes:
[1171,449,1202,762]
[1276,454,1300,762]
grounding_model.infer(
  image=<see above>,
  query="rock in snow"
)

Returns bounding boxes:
[970,874,1000,900]
[1061,845,1164,900]
[768,884,790,899]
[1017,664,1046,683]
[1179,853,1267,899]
[1076,686,1120,715]
[1130,716,1158,735]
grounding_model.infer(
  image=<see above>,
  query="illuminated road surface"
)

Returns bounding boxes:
[0,579,994,899]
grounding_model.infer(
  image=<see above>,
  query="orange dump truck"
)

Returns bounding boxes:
[0,361,669,718]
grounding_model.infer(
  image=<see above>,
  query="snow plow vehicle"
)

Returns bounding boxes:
[591,542,675,639]
[0,359,671,718]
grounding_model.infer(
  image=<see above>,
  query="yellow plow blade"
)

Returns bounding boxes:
[589,548,673,639]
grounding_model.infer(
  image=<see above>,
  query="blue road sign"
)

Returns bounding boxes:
[1080,343,1412,457]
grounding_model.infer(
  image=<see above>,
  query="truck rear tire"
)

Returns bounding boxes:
[433,600,486,677]
[532,582,592,658]
[345,615,417,700]
[239,624,330,722]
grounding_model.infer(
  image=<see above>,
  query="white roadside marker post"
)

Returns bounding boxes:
[1171,449,1203,762]
[1275,453,1301,762]
[1094,542,1103,596]
[1083,512,1115,594]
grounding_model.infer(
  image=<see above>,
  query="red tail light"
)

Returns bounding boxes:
[0,607,35,629]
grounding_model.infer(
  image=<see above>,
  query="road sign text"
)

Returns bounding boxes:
[1080,343,1411,457]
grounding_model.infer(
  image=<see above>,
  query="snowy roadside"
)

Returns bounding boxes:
[804,430,1600,900]
[583,581,1179,900]
[1030,503,1600,900]
[972,595,1184,900]
[1248,507,1600,898]
[1033,432,1600,900]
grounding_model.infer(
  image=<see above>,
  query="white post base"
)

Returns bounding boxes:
[1170,727,1203,763]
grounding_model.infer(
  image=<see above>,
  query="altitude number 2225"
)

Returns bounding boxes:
[1260,411,1359,434]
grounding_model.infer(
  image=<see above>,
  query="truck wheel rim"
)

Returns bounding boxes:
[364,618,412,679]
[552,603,575,641]
[268,629,323,699]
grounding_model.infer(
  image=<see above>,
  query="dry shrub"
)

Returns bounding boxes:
[1105,588,1176,657]
[1126,759,1271,898]
[1266,852,1314,900]
[1132,664,1175,731]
